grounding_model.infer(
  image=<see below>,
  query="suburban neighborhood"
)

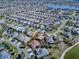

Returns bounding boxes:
[0,0,79,59]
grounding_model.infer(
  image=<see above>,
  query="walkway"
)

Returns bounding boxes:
[61,42,79,59]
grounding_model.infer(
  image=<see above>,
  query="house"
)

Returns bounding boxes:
[27,31,35,37]
[54,21,61,25]
[71,37,79,45]
[25,48,34,59]
[63,32,72,39]
[0,45,5,50]
[16,54,21,59]
[31,40,41,48]
[45,35,54,43]
[75,23,79,28]
[36,32,45,40]
[24,36,31,43]
[0,50,11,59]
[2,31,8,36]
[34,48,49,58]
[76,28,79,35]
[18,34,31,43]
[71,28,79,35]
[12,32,19,37]
[12,26,25,32]
[64,27,72,32]
[18,34,25,41]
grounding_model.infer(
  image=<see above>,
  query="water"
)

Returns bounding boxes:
[47,4,79,10]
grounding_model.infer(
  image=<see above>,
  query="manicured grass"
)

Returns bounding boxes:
[0,49,5,52]
[7,45,18,59]
[0,16,4,19]
[72,35,79,40]
[48,29,57,34]
[64,44,79,59]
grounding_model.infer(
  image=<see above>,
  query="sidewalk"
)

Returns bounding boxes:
[61,42,79,59]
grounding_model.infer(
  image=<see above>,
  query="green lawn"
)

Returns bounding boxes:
[0,16,4,19]
[64,44,79,59]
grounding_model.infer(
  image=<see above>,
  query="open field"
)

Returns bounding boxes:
[64,44,79,59]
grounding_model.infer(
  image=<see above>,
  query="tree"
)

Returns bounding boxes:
[0,25,3,37]
[50,57,56,59]
[63,39,70,44]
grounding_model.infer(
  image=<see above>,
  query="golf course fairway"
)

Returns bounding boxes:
[64,44,79,59]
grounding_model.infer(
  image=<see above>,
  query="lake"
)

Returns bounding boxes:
[46,3,79,10]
